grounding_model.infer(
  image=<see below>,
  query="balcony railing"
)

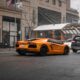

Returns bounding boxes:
[0,1,21,12]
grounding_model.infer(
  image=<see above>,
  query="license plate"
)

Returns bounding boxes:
[20,45,24,47]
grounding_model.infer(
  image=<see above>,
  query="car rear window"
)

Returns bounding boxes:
[48,39,63,44]
[27,38,39,41]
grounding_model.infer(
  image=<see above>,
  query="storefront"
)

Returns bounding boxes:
[2,16,21,48]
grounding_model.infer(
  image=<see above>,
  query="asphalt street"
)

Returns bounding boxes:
[0,51,80,80]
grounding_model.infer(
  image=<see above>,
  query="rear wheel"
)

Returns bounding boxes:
[64,47,69,55]
[40,46,48,56]
[17,50,26,55]
[72,49,77,53]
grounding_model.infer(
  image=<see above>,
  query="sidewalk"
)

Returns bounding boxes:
[0,48,17,54]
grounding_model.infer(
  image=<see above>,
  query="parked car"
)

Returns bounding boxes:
[16,38,70,56]
[71,35,80,53]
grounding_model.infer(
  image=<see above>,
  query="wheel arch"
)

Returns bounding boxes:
[63,45,70,55]
[64,45,70,51]
[40,44,49,52]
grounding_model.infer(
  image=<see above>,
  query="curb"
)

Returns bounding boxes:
[0,48,17,54]
[0,51,17,54]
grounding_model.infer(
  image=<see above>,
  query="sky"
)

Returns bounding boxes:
[71,0,80,11]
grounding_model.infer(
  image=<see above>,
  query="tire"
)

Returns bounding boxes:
[72,49,77,53]
[40,46,48,56]
[17,50,26,55]
[64,47,69,55]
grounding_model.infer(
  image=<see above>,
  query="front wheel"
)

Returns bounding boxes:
[40,46,48,56]
[64,47,69,55]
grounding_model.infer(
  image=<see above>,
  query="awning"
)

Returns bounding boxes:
[33,23,80,34]
[34,23,80,31]
[33,23,70,31]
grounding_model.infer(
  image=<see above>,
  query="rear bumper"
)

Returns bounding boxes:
[16,48,39,53]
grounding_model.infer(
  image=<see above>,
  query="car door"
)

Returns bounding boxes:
[50,43,63,54]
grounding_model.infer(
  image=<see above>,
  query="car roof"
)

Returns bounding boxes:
[28,38,48,42]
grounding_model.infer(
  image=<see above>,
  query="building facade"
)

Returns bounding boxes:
[0,0,22,47]
[0,0,79,47]
[21,0,79,40]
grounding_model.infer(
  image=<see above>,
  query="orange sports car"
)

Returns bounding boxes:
[16,38,70,56]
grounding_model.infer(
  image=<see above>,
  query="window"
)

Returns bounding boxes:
[52,0,56,5]
[45,0,49,3]
[58,0,62,7]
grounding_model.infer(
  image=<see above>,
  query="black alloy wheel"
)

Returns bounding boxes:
[72,49,77,53]
[64,47,69,55]
[40,46,48,56]
[18,50,26,55]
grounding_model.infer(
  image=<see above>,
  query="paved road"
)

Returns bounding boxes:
[0,52,80,80]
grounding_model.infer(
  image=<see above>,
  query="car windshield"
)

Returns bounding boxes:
[74,36,80,41]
